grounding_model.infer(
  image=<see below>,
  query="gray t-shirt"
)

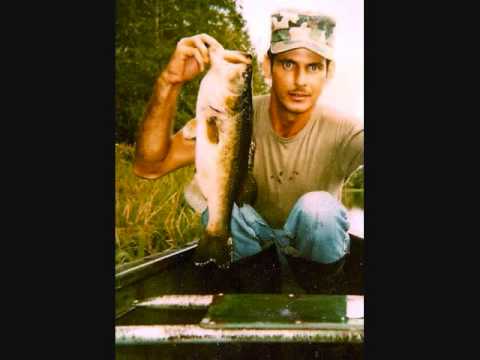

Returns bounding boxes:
[184,94,364,228]
[251,95,363,228]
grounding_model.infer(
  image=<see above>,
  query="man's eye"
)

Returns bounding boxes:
[308,64,320,72]
[282,61,293,70]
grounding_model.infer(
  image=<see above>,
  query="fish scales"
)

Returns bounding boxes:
[193,46,253,268]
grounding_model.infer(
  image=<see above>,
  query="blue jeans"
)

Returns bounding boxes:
[201,191,350,265]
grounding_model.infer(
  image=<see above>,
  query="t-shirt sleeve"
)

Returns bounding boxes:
[337,116,364,179]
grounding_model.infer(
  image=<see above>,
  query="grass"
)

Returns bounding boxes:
[115,143,202,265]
[115,143,364,266]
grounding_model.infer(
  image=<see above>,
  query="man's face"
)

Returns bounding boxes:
[270,48,329,114]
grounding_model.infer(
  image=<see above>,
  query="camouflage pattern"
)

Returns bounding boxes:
[270,9,336,60]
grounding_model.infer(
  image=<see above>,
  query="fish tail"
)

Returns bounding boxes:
[193,231,232,269]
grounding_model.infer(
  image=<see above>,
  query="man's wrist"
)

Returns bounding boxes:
[154,72,183,102]
[159,70,183,88]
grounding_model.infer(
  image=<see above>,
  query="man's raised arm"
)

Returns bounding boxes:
[133,34,222,179]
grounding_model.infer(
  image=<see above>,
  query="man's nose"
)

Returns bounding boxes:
[294,69,307,87]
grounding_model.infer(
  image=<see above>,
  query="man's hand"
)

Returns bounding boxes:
[162,34,223,85]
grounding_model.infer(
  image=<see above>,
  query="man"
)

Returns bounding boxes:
[133,9,363,292]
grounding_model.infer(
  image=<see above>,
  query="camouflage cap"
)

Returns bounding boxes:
[270,9,336,60]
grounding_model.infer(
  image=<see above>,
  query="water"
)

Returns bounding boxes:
[342,190,364,238]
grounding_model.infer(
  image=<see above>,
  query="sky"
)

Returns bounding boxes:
[237,0,364,120]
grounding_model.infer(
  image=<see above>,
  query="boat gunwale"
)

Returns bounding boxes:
[116,242,198,290]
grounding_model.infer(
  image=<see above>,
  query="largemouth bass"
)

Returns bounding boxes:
[192,45,254,268]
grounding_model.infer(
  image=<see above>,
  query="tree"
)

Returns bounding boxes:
[115,0,268,144]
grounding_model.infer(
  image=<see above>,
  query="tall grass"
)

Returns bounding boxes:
[115,143,202,265]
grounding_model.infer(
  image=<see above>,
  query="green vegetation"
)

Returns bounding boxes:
[116,0,268,144]
[115,143,203,265]
[345,167,364,190]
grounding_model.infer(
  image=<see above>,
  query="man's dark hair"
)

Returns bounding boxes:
[267,49,274,63]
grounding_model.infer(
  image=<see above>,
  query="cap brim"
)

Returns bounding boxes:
[270,41,334,60]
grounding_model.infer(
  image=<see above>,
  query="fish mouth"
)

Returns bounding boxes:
[222,50,252,65]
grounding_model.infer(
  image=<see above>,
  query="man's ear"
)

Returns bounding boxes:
[262,53,272,79]
[326,60,335,82]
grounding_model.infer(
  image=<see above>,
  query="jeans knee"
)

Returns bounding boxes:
[294,191,345,222]
[285,191,350,263]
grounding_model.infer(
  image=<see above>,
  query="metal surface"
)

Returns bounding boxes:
[115,242,198,290]
[115,239,365,348]
[136,295,214,309]
[115,251,175,273]
[346,295,363,318]
[116,325,364,345]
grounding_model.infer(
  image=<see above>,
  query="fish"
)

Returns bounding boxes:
[192,45,254,269]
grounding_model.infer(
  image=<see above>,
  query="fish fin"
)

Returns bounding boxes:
[182,118,197,140]
[193,231,231,269]
[206,116,219,144]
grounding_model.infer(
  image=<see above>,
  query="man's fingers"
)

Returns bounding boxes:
[178,34,223,57]
[198,34,223,51]
[184,47,205,72]
[191,37,209,63]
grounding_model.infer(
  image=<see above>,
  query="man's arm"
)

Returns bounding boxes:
[335,113,364,179]
[133,75,194,179]
[133,34,222,179]
[343,128,364,177]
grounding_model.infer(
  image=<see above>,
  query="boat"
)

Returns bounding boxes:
[115,233,364,359]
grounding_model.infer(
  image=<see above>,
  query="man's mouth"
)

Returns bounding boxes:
[288,92,310,100]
